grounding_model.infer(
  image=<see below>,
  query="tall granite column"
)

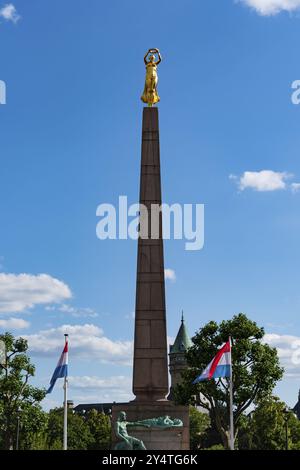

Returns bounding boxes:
[132,107,168,402]
[111,105,190,449]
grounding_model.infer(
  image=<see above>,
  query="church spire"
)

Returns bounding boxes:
[168,313,193,401]
[170,312,193,354]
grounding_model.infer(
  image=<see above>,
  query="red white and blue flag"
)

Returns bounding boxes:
[47,340,68,394]
[193,340,231,383]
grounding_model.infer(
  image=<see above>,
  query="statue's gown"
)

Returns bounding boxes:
[141,62,160,105]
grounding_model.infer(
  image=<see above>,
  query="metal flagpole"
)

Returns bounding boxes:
[229,336,234,450]
[63,334,68,451]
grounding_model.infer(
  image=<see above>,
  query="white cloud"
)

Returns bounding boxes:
[0,3,20,23]
[167,335,175,348]
[69,375,131,390]
[266,322,294,329]
[264,333,300,377]
[291,183,300,193]
[46,303,99,318]
[124,311,135,320]
[41,397,61,411]
[0,273,72,313]
[0,317,30,329]
[232,170,291,191]
[25,323,133,365]
[68,375,133,403]
[238,0,300,15]
[71,391,133,405]
[165,268,176,282]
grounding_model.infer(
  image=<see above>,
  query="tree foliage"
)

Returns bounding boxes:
[239,396,300,450]
[173,313,283,449]
[0,332,112,450]
[189,406,210,450]
[46,408,94,450]
[0,332,46,450]
[46,408,111,450]
[85,409,111,450]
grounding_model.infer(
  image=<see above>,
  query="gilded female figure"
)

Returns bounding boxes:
[141,48,162,106]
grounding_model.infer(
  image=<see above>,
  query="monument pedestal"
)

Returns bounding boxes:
[112,402,189,450]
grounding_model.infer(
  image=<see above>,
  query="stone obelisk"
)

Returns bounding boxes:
[132,106,169,402]
[111,49,189,450]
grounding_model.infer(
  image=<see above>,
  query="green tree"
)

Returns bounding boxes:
[203,444,225,450]
[46,408,94,450]
[18,402,47,449]
[0,332,46,450]
[85,409,111,450]
[239,397,300,450]
[189,406,210,450]
[173,313,283,449]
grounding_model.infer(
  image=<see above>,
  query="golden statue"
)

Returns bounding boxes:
[141,48,162,106]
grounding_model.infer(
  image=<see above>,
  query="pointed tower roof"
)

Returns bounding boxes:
[170,312,193,354]
[292,388,300,420]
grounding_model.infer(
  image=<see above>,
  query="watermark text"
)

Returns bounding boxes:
[0,80,6,105]
[96,196,204,251]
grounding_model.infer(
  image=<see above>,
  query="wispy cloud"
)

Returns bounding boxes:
[165,268,176,282]
[266,322,294,330]
[69,375,131,391]
[238,0,300,16]
[230,170,296,192]
[0,317,30,329]
[124,311,135,320]
[68,375,133,404]
[25,323,133,365]
[41,397,61,412]
[291,182,300,193]
[0,3,20,23]
[264,333,300,378]
[0,273,72,314]
[46,303,99,318]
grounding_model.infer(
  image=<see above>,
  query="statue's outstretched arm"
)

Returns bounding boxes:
[156,51,162,65]
[144,52,149,65]
[128,420,150,428]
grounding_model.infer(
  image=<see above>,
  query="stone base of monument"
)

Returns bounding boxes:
[111,402,189,450]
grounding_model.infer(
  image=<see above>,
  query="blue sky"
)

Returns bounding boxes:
[1,0,300,410]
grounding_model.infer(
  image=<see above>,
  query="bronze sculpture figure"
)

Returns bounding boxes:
[141,48,162,106]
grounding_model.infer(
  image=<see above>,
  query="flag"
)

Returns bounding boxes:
[193,340,231,383]
[47,340,68,393]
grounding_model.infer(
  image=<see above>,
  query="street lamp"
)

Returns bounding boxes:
[0,340,6,368]
[16,407,21,451]
[283,406,290,451]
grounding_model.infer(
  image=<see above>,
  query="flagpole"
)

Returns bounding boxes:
[63,334,68,451]
[229,336,234,450]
